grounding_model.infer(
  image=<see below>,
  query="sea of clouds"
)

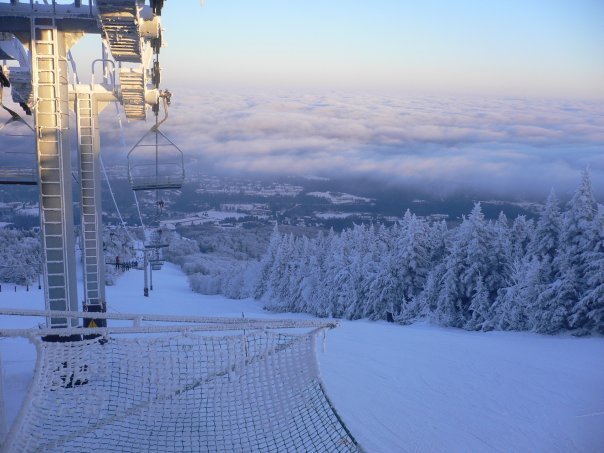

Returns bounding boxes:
[3,91,603,200]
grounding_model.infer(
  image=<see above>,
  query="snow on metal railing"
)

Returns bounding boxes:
[0,308,339,337]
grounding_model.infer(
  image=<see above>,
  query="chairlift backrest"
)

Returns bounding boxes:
[127,126,184,191]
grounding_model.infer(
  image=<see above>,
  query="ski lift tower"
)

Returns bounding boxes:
[0,0,166,330]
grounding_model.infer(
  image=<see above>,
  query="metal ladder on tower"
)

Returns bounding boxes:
[31,17,78,329]
[76,92,105,317]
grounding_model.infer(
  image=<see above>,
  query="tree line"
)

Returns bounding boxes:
[0,226,137,286]
[253,171,603,335]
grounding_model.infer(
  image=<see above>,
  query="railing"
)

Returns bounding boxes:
[0,308,340,337]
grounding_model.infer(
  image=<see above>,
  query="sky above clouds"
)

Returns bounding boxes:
[156,0,604,98]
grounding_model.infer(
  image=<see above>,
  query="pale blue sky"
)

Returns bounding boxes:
[142,0,604,98]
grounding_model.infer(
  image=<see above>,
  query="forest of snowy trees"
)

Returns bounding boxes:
[253,171,604,335]
[0,229,41,285]
[1,170,602,335]
[0,226,136,286]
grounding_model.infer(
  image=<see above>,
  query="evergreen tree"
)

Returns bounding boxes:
[466,274,492,330]
[509,215,534,262]
[559,169,597,291]
[540,169,598,332]
[435,204,498,327]
[494,256,544,331]
[528,189,562,263]
[364,225,398,319]
[253,224,281,299]
[569,205,604,333]
[396,214,430,320]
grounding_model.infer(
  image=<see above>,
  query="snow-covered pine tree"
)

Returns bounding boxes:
[331,228,358,318]
[509,215,534,263]
[0,229,42,285]
[435,203,498,327]
[569,204,604,333]
[344,224,380,319]
[466,274,492,331]
[536,169,598,332]
[416,262,446,320]
[320,231,346,318]
[311,229,337,317]
[286,235,311,312]
[364,223,399,319]
[427,219,449,266]
[297,233,320,314]
[395,213,431,323]
[493,212,512,266]
[528,189,562,263]
[533,271,578,333]
[493,256,545,331]
[367,252,402,320]
[253,224,282,299]
[263,232,293,310]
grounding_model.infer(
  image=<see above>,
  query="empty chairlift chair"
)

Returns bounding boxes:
[145,229,167,270]
[127,125,184,191]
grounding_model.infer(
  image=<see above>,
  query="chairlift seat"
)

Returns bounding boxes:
[144,243,168,249]
[127,127,184,192]
[129,172,183,191]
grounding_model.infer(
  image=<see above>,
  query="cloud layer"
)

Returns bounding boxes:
[119,91,601,199]
[3,91,602,200]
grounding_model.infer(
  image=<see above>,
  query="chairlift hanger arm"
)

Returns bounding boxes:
[151,90,171,132]
[0,87,34,133]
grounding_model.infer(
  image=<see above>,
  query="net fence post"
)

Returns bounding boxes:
[0,347,6,444]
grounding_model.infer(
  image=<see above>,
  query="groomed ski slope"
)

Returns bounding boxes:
[1,263,603,452]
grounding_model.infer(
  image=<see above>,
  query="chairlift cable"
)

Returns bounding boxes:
[133,191,146,230]
[100,156,136,244]
[113,100,146,230]
[67,50,80,85]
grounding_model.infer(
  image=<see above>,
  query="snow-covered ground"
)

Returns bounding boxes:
[1,264,603,452]
[314,211,355,219]
[307,191,373,204]
[161,210,248,228]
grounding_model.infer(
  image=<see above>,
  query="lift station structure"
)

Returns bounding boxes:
[0,0,181,330]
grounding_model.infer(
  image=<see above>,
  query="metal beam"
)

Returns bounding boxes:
[0,17,99,34]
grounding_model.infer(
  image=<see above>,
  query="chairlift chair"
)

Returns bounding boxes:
[127,125,184,191]
[148,246,163,270]
[149,255,164,270]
